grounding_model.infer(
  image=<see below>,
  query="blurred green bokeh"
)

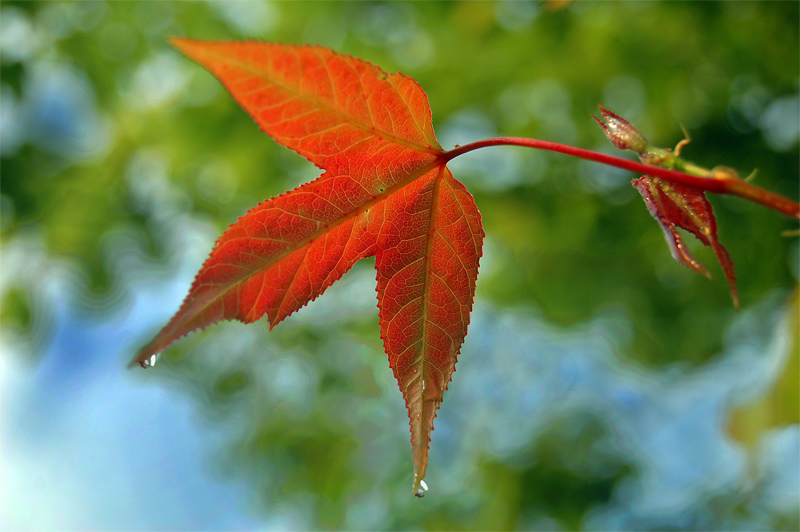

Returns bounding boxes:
[1,1,797,530]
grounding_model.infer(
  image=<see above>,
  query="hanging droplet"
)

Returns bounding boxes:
[139,354,159,369]
[415,480,429,498]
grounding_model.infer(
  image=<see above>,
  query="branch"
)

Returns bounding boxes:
[442,137,799,221]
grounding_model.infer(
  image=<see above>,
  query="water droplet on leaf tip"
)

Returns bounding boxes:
[139,354,158,368]
[415,480,429,498]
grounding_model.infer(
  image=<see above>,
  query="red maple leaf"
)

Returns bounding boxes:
[133,39,483,495]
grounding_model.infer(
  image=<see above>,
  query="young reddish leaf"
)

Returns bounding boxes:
[133,39,484,495]
[633,176,738,307]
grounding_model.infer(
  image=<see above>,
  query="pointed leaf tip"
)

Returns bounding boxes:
[168,36,193,53]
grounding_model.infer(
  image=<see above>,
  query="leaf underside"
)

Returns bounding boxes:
[133,39,485,494]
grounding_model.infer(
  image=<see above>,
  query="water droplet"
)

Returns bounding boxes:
[139,354,159,368]
[422,379,426,391]
[415,479,429,498]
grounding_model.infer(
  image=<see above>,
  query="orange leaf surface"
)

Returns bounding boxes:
[133,39,484,495]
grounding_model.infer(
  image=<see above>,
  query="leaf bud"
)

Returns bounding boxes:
[592,105,650,155]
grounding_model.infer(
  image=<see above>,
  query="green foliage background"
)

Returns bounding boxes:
[1,1,798,530]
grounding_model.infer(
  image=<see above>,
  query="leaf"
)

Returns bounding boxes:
[632,175,738,307]
[133,39,484,495]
